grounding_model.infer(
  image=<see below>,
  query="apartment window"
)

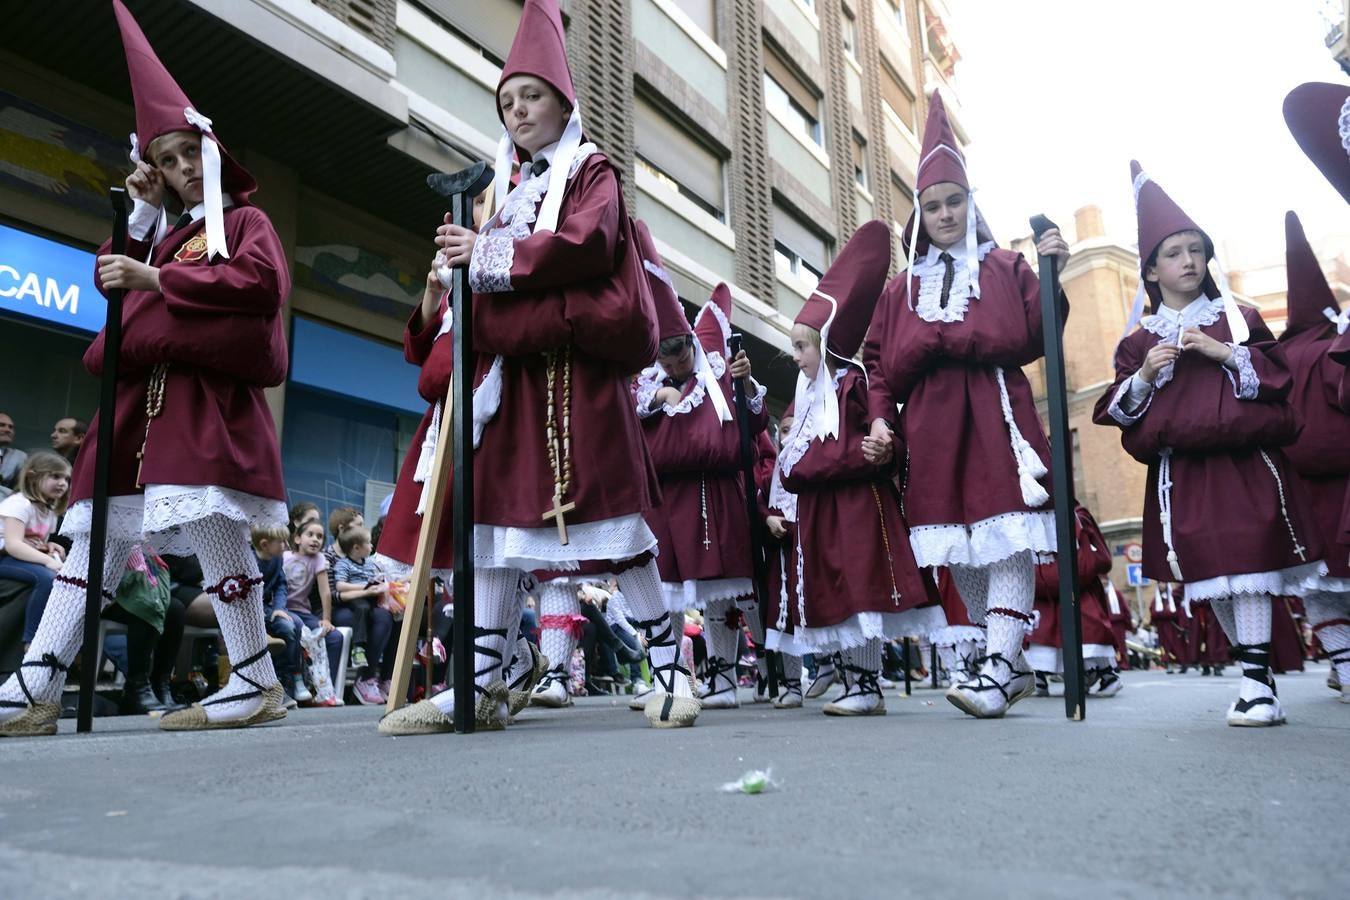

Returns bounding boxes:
[852,132,869,191]
[764,50,824,146]
[841,10,858,61]
[774,203,829,290]
[672,0,717,41]
[880,62,916,131]
[892,175,914,213]
[888,0,907,34]
[634,98,726,222]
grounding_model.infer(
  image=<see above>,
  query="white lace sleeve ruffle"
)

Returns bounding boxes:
[633,366,665,419]
[747,379,766,414]
[1106,374,1155,426]
[469,234,514,293]
[706,351,727,379]
[1224,344,1259,400]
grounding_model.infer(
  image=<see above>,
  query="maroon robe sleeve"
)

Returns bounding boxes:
[1092,331,1148,430]
[782,370,883,489]
[155,208,289,318]
[93,235,154,297]
[405,293,448,367]
[1237,312,1293,403]
[863,282,900,424]
[500,163,620,292]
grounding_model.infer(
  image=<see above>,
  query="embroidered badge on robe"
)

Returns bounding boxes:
[174,232,209,263]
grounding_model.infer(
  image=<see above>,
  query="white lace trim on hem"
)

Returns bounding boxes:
[1185,560,1329,601]
[795,608,939,653]
[928,624,987,646]
[765,628,807,656]
[471,513,656,572]
[660,577,753,613]
[60,487,287,556]
[909,510,1057,568]
[1300,572,1350,594]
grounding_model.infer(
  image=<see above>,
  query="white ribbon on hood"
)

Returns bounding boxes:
[182,107,228,261]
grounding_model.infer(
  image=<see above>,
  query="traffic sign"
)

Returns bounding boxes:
[1126,563,1149,587]
[1123,542,1143,564]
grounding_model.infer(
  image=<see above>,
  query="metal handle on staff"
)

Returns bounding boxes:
[1030,213,1085,721]
[728,333,778,699]
[77,187,129,732]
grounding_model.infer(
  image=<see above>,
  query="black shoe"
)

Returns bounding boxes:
[153,676,188,712]
[120,677,168,715]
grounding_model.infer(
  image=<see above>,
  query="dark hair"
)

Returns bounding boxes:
[288,501,319,529]
[658,335,692,358]
[60,418,88,437]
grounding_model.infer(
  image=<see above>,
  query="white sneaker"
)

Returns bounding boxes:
[945,654,1035,719]
[529,671,572,708]
[292,677,313,704]
[1227,675,1286,727]
[823,677,886,716]
[700,659,740,709]
[805,665,839,700]
[877,675,897,689]
[1093,669,1124,697]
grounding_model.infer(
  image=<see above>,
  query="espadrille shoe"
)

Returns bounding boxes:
[379,699,453,735]
[644,692,700,728]
[508,646,550,716]
[0,702,61,737]
[159,683,288,731]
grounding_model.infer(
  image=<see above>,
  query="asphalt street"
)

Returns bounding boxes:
[2,666,1346,899]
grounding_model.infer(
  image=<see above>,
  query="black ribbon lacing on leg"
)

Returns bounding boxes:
[631,615,691,722]
[836,662,881,702]
[703,656,736,699]
[471,625,508,697]
[201,646,271,707]
[0,654,67,709]
[1228,642,1277,713]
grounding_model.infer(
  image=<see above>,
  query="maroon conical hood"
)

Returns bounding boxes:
[1282,210,1339,340]
[1284,81,1350,205]
[113,0,254,197]
[795,220,891,358]
[634,220,690,341]
[915,92,967,194]
[498,0,576,118]
[1131,159,1217,310]
[693,283,733,357]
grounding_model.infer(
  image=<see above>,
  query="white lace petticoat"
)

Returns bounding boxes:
[1186,560,1328,601]
[909,510,1057,569]
[59,485,288,556]
[795,605,946,654]
[660,577,753,614]
[472,513,657,572]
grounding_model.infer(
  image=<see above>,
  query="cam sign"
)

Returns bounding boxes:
[0,223,104,334]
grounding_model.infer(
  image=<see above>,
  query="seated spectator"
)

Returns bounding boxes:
[333,525,401,705]
[101,546,186,714]
[288,501,320,539]
[283,519,343,691]
[252,523,309,705]
[0,412,28,498]
[324,505,368,668]
[0,452,70,647]
[49,417,86,464]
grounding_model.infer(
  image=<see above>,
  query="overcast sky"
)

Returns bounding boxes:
[947,0,1349,267]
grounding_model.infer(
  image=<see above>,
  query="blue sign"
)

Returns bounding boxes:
[0,223,104,334]
[1126,563,1150,587]
[289,316,424,415]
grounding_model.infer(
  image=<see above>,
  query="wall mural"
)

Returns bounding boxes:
[0,92,130,219]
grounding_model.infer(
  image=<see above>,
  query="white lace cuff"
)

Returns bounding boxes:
[747,379,766,415]
[1107,373,1154,426]
[633,367,665,419]
[469,234,514,293]
[1223,344,1258,400]
[128,198,161,242]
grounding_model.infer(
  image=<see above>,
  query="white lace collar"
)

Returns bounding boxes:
[911,241,997,323]
[1138,295,1224,390]
[777,366,847,478]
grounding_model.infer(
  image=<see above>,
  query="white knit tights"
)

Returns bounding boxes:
[1305,591,1350,682]
[952,551,1034,661]
[429,566,521,714]
[537,579,580,683]
[620,560,693,699]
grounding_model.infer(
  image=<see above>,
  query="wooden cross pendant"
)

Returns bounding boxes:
[135,442,147,490]
[542,494,577,546]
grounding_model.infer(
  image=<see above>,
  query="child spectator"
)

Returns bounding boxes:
[282,519,343,691]
[324,506,369,670]
[252,523,309,704]
[288,502,319,538]
[0,452,71,646]
[333,525,400,705]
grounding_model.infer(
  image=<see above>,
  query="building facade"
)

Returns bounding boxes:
[0,0,967,525]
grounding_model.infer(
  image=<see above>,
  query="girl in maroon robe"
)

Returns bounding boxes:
[862,95,1072,719]
[780,221,937,717]
[1027,504,1123,696]
[632,280,766,709]
[381,0,711,733]
[1151,585,1184,672]
[0,1,291,736]
[1092,162,1324,727]
[762,413,805,708]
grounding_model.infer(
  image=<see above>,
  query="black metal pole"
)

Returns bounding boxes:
[902,638,912,697]
[450,187,476,734]
[78,187,128,732]
[728,333,778,699]
[930,642,938,690]
[1030,213,1085,721]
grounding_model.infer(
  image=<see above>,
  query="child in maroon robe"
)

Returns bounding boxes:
[1093,162,1324,727]
[381,0,710,734]
[1027,504,1124,697]
[632,279,766,709]
[0,1,291,736]
[761,413,805,708]
[781,221,937,717]
[1151,585,1183,672]
[862,94,1072,719]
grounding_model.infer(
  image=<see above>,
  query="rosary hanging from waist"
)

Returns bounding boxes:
[135,364,168,489]
[541,346,576,544]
